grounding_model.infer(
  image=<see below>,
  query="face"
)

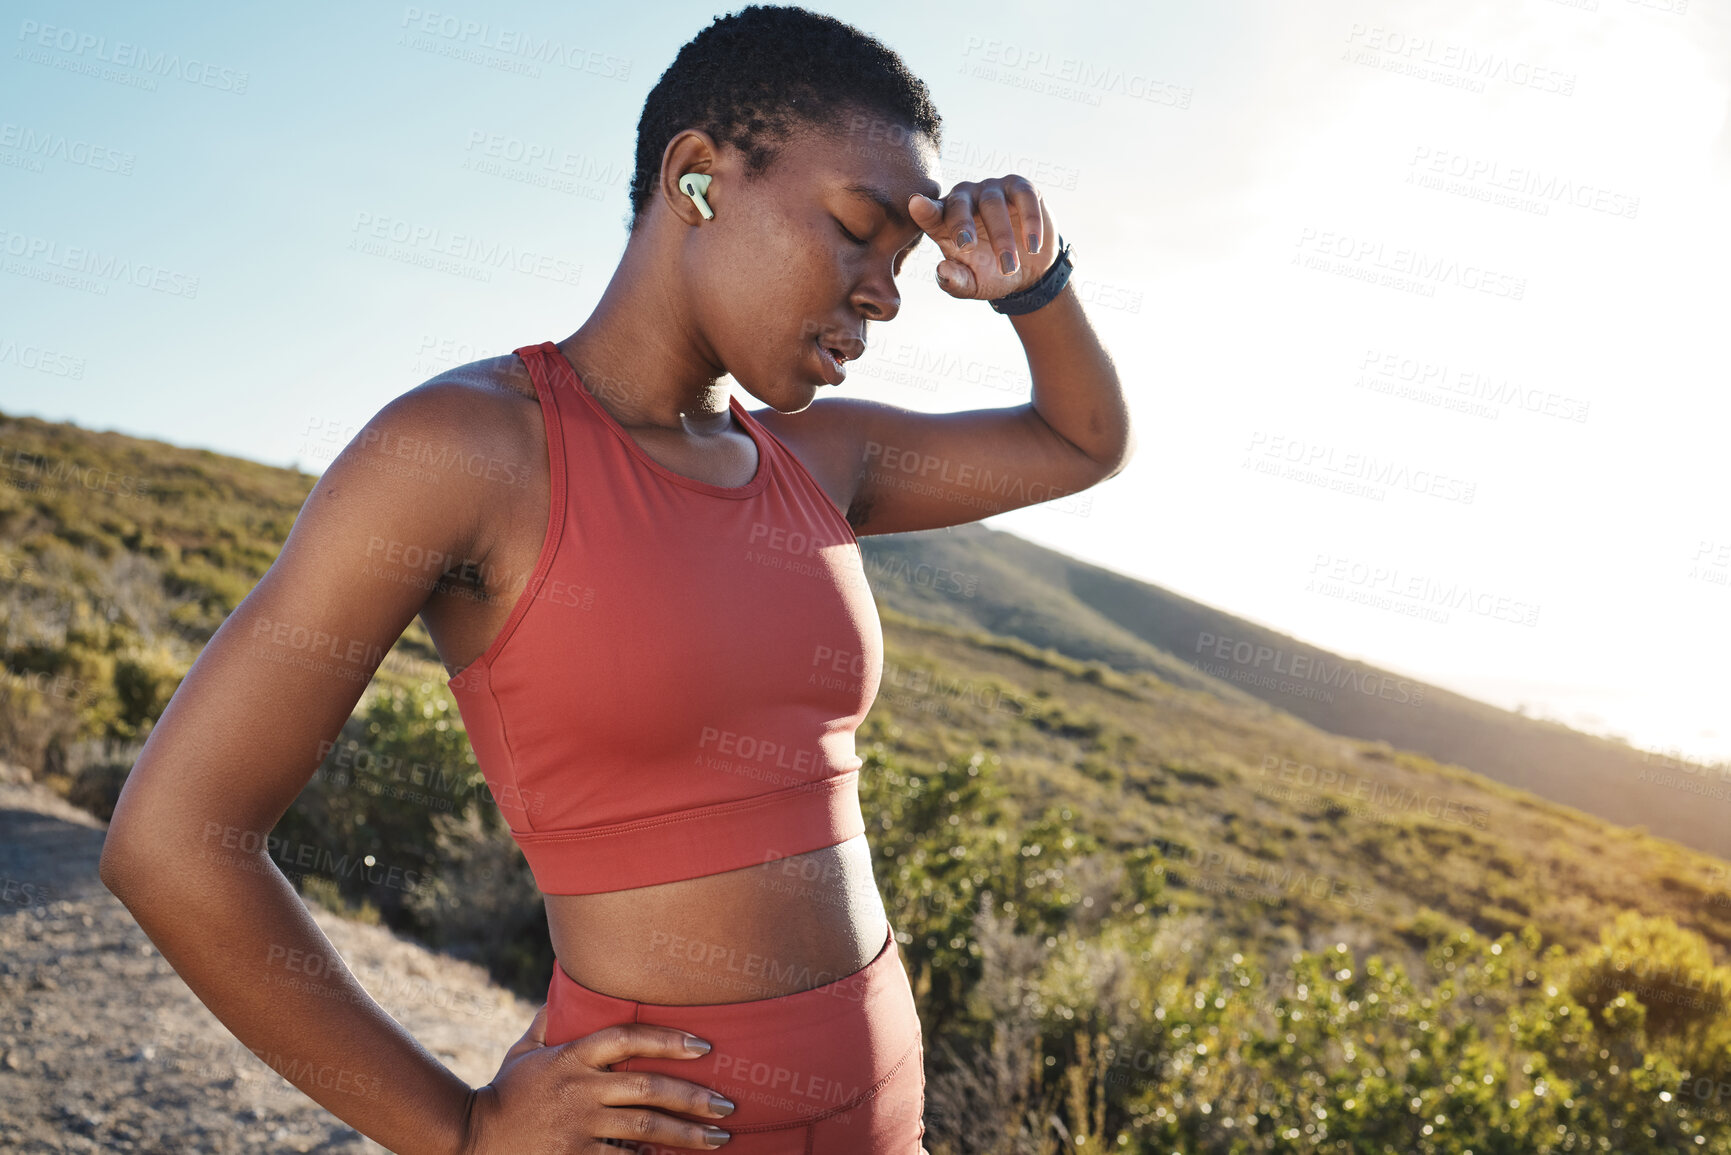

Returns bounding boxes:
[673,113,944,413]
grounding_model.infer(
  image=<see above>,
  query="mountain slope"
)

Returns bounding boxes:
[858,522,1726,861]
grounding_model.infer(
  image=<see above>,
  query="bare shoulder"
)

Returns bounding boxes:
[397,353,543,466]
[351,352,547,560]
[422,352,537,403]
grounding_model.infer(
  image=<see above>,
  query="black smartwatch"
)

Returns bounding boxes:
[988,235,1075,315]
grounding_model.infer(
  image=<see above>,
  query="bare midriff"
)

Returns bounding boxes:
[542,833,889,1006]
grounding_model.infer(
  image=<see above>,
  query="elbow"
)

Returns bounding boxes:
[98,820,153,901]
[98,832,133,898]
[1115,412,1140,474]
[100,836,167,917]
[96,760,159,899]
[1119,409,1139,467]
[1089,421,1137,483]
[1107,428,1137,479]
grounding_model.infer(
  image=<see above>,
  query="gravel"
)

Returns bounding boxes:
[0,764,542,1154]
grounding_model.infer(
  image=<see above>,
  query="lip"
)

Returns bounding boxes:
[813,336,847,386]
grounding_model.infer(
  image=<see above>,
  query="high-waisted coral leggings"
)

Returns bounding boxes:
[544,918,927,1153]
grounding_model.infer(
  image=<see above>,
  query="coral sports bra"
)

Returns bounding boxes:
[445,341,884,895]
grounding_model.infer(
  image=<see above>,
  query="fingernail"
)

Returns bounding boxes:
[684,1034,712,1055]
[957,230,973,248]
[709,1093,736,1116]
[1028,232,1041,254]
[1000,250,1017,275]
[703,1125,732,1146]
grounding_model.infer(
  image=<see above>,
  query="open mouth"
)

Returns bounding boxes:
[814,337,848,384]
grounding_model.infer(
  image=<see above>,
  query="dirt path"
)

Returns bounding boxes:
[0,763,542,1153]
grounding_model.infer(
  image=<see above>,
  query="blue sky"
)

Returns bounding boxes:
[4,0,1729,763]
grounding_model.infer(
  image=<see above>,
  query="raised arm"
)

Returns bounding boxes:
[98,381,511,1155]
[754,173,1136,537]
[811,276,1132,538]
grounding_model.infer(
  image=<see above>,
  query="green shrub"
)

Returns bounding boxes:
[1566,911,1731,1040]
[274,678,484,932]
[111,645,185,740]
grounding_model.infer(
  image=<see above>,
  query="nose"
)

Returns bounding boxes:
[850,264,901,324]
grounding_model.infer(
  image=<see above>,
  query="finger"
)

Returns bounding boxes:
[594,1107,732,1151]
[935,256,976,298]
[565,1023,713,1070]
[908,192,945,233]
[1004,175,1045,256]
[975,183,1021,278]
[934,185,982,297]
[911,192,963,292]
[941,185,979,253]
[596,1070,736,1119]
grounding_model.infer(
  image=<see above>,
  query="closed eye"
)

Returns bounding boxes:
[835,219,868,247]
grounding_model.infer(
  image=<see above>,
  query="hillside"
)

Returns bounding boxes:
[856,521,1730,861]
[2,401,1725,968]
[7,404,1731,1151]
[854,604,1731,966]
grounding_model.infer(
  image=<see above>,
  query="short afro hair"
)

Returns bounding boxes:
[627,4,942,234]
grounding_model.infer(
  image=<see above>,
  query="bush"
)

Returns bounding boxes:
[300,875,381,925]
[405,803,548,991]
[1566,910,1731,1040]
[111,645,185,740]
[267,676,563,996]
[274,679,485,932]
[66,758,133,822]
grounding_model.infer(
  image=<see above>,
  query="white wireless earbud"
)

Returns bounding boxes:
[678,172,714,220]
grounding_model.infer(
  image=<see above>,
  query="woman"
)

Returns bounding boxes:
[99,5,1132,1152]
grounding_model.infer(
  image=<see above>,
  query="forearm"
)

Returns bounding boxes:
[103,837,474,1155]
[1007,279,1134,475]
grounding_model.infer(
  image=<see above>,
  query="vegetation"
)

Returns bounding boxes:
[8,407,1731,1151]
[859,524,1731,866]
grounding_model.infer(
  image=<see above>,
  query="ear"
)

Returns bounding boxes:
[660,129,723,226]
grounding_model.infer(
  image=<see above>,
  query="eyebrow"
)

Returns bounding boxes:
[841,182,928,270]
[842,182,907,222]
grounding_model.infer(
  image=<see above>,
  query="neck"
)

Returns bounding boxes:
[555,227,733,433]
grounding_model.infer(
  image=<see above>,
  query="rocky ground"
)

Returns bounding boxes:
[0,762,542,1153]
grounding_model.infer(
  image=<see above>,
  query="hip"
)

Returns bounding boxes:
[546,916,927,1151]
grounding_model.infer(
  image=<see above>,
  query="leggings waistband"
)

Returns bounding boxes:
[544,918,922,1133]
